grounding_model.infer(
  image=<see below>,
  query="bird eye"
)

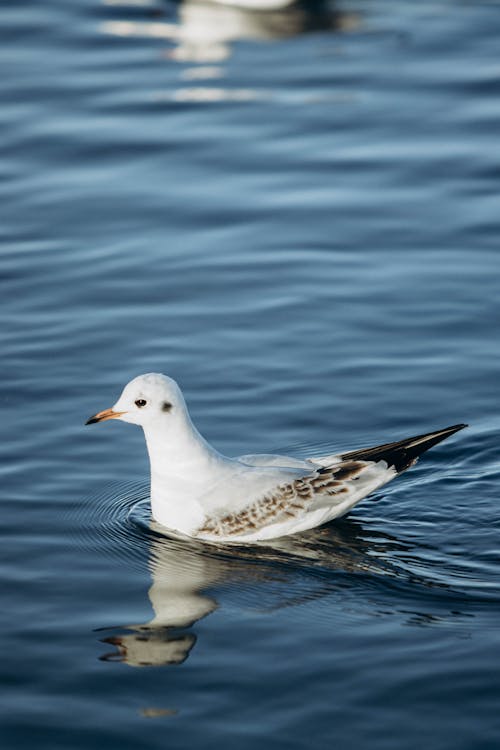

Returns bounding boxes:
[135,399,147,408]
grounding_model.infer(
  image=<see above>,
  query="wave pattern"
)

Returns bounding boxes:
[3,0,500,747]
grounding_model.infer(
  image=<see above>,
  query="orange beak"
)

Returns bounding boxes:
[85,408,125,425]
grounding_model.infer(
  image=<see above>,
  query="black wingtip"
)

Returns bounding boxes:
[341,423,467,473]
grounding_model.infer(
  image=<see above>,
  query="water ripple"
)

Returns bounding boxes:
[74,477,496,618]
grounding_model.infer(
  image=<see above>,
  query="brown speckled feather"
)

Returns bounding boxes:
[197,460,369,538]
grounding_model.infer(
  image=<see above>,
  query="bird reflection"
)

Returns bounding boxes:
[99,516,413,667]
[101,0,360,65]
[100,534,220,666]
[170,0,351,63]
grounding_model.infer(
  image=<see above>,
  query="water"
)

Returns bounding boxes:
[2,0,500,747]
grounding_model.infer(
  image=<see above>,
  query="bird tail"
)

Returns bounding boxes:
[339,423,467,473]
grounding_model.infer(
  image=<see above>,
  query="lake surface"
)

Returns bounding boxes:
[2,0,500,747]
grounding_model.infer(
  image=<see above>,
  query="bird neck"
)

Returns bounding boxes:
[143,413,224,480]
[142,411,229,533]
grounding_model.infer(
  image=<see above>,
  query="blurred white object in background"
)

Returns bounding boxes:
[101,0,356,63]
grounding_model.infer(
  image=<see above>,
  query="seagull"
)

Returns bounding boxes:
[86,373,466,543]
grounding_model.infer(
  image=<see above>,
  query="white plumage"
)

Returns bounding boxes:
[86,373,466,543]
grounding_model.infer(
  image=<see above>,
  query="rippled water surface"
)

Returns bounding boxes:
[2,0,500,747]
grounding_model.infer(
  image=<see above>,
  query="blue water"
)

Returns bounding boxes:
[2,0,500,747]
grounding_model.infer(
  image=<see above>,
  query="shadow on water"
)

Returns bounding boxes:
[84,482,476,668]
[100,0,360,64]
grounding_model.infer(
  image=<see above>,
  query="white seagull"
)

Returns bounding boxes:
[86,373,466,543]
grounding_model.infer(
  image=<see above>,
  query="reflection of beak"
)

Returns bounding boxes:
[85,408,125,425]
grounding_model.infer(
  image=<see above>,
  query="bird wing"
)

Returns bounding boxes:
[196,458,381,539]
[238,453,315,470]
[310,423,467,471]
[197,424,467,540]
